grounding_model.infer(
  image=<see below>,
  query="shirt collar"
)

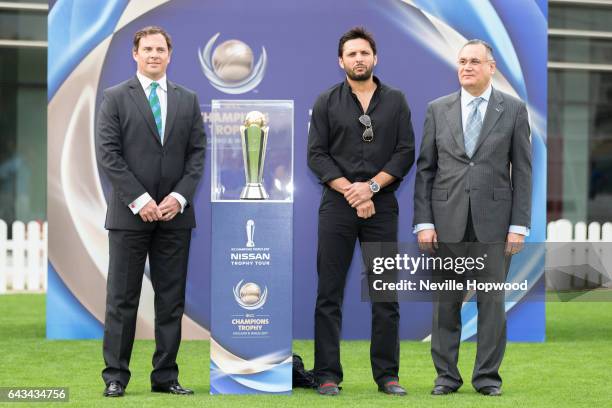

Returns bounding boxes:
[461,84,492,107]
[136,71,167,92]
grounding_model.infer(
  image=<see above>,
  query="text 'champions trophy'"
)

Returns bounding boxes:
[240,111,269,199]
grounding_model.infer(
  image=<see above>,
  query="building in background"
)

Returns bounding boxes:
[0,1,47,232]
[0,0,610,228]
[548,0,612,224]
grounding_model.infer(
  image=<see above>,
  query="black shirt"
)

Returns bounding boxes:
[307,76,415,192]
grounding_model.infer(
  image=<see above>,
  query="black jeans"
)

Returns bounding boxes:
[313,188,400,385]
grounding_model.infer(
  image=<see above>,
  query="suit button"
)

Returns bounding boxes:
[465,189,470,193]
[469,162,474,166]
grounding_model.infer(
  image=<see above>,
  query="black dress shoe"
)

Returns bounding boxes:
[431,385,457,395]
[151,381,194,395]
[378,380,407,396]
[478,386,502,396]
[103,381,124,397]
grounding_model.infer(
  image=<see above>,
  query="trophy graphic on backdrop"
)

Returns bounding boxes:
[240,111,269,199]
[246,219,255,247]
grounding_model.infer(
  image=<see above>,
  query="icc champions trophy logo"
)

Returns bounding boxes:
[233,280,268,310]
[198,32,267,94]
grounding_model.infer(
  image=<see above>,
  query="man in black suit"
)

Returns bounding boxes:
[95,26,205,397]
[414,39,531,397]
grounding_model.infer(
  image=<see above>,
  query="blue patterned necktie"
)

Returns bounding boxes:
[464,97,484,158]
[148,82,163,142]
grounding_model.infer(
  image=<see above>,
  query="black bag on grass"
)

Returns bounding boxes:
[292,354,318,389]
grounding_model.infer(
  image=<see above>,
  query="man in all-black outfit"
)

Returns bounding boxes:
[95,26,205,397]
[307,27,415,396]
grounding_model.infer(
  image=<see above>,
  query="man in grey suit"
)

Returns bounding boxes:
[413,39,531,397]
[95,26,205,397]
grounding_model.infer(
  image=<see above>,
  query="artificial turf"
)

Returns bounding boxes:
[0,294,611,407]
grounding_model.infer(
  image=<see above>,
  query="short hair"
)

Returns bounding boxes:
[133,26,173,52]
[461,39,494,60]
[338,27,377,57]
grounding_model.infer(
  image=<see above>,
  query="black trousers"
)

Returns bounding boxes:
[102,227,191,388]
[431,211,511,390]
[314,188,400,385]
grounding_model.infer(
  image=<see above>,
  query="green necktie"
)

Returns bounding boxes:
[148,82,163,142]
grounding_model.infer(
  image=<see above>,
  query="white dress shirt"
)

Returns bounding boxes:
[414,85,528,236]
[128,71,186,215]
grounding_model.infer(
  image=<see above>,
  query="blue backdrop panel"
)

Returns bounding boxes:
[46,264,103,339]
[48,0,546,342]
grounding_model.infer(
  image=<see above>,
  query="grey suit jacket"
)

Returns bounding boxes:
[413,88,531,243]
[95,76,206,231]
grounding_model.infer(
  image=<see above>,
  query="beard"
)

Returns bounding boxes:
[345,65,373,81]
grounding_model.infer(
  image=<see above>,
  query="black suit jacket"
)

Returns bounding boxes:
[95,76,206,231]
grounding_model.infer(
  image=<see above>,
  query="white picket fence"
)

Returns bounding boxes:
[0,219,610,293]
[547,220,612,242]
[546,220,612,291]
[0,220,48,294]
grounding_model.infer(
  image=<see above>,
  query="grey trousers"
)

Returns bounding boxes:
[430,212,511,390]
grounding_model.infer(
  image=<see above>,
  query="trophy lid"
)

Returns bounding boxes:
[244,111,267,127]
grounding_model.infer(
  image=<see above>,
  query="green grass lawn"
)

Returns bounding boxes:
[1,295,611,407]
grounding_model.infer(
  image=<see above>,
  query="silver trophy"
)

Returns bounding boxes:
[240,111,269,199]
[246,219,255,248]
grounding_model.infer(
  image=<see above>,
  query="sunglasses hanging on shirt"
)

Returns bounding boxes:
[359,114,374,142]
